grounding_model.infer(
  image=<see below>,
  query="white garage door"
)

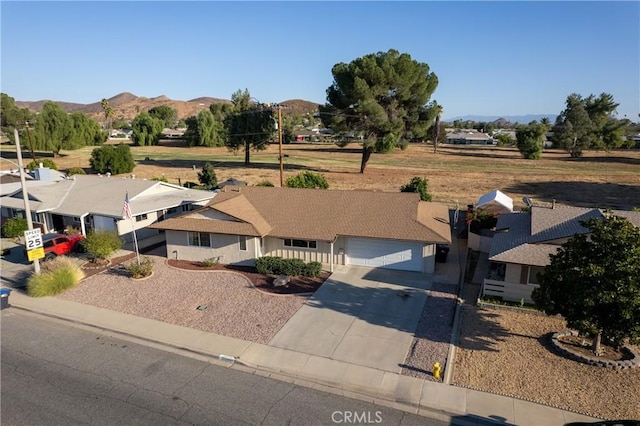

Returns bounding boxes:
[347,238,423,272]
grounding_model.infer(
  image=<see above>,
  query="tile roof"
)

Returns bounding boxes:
[151,187,452,244]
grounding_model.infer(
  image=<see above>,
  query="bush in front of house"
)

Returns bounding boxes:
[81,230,123,261]
[256,256,322,277]
[27,256,84,297]
[2,217,28,239]
[127,256,154,278]
[303,261,322,278]
[280,258,306,276]
[256,256,284,275]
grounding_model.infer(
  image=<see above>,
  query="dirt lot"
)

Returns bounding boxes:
[3,142,638,210]
[454,305,640,420]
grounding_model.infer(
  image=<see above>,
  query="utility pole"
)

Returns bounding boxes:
[14,129,40,274]
[278,105,284,187]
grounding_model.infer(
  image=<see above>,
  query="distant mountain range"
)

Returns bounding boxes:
[444,114,557,124]
[14,93,556,126]
[14,93,321,122]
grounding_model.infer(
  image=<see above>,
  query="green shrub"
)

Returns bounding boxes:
[27,257,84,297]
[256,256,284,275]
[255,180,274,187]
[81,230,123,261]
[285,171,329,189]
[26,158,58,171]
[202,257,219,267]
[151,176,168,182]
[2,217,28,238]
[256,256,321,277]
[66,167,86,176]
[127,257,154,278]
[303,261,322,277]
[398,140,410,151]
[280,258,305,276]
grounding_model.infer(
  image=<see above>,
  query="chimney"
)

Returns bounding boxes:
[39,162,43,169]
[552,199,556,209]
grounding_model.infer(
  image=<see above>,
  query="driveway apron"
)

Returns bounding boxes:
[268,265,433,373]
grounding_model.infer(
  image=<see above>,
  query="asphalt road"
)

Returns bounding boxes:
[0,309,464,426]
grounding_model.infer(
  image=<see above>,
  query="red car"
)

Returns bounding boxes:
[40,233,85,261]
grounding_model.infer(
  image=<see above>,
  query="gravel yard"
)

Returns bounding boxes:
[58,255,308,344]
[402,281,458,382]
[454,305,640,420]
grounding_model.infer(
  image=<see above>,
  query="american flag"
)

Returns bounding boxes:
[123,191,132,220]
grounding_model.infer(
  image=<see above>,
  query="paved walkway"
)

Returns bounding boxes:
[269,266,432,372]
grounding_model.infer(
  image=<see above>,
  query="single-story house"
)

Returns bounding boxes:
[446,130,494,145]
[483,205,640,304]
[149,186,452,273]
[0,174,215,241]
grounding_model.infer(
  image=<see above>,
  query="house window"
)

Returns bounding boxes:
[239,236,247,251]
[284,239,317,249]
[528,266,545,285]
[166,207,178,214]
[72,217,81,224]
[135,213,148,222]
[188,232,210,247]
[181,204,191,212]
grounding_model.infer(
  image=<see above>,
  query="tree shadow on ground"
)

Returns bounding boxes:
[288,146,363,155]
[559,154,640,166]
[504,181,640,210]
[456,306,511,353]
[437,149,521,160]
[135,158,331,174]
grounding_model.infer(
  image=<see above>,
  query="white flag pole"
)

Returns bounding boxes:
[130,216,141,265]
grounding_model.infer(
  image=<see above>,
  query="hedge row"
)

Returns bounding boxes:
[256,256,322,277]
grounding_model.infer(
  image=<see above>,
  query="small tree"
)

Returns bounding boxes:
[197,163,218,189]
[90,144,135,175]
[285,171,329,189]
[400,176,432,201]
[255,180,274,187]
[494,133,515,146]
[516,123,545,159]
[81,230,123,262]
[532,215,640,355]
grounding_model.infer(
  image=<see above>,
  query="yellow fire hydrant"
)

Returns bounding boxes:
[433,362,441,380]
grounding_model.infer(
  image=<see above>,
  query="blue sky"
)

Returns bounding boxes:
[1,1,638,120]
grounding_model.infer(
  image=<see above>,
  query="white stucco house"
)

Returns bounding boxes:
[149,186,452,273]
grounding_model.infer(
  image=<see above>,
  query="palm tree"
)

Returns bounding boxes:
[101,98,115,134]
[433,106,443,153]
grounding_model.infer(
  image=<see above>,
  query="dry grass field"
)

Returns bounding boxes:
[2,141,639,210]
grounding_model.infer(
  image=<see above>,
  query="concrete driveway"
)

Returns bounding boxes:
[268,265,433,373]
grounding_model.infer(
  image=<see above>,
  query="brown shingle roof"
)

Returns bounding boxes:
[151,187,451,244]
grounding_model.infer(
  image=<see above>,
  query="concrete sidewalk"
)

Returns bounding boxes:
[4,289,599,425]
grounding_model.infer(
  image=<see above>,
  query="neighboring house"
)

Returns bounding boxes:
[149,186,452,273]
[446,130,494,145]
[0,174,215,241]
[483,206,640,304]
